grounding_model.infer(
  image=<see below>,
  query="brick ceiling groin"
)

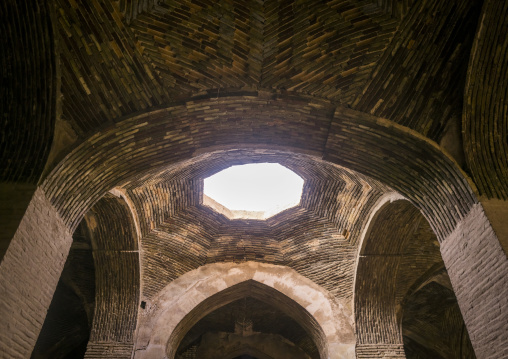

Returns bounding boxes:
[352,0,481,140]
[49,0,483,156]
[55,0,401,134]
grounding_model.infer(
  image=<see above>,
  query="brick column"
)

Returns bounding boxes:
[0,188,73,358]
[440,203,508,359]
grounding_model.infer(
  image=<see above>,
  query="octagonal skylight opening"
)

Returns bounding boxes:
[203,163,304,220]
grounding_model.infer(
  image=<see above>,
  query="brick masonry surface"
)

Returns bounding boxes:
[441,203,508,359]
[356,344,406,358]
[0,188,72,359]
[2,0,508,358]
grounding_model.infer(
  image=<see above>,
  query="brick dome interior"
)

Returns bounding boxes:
[1,0,507,358]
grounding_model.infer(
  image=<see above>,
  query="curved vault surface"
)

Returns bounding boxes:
[122,150,385,358]
[120,149,391,300]
[5,1,508,358]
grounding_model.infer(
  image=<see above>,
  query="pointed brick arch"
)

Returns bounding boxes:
[83,193,141,358]
[2,95,507,358]
[353,195,478,358]
[354,197,415,358]
[133,261,355,359]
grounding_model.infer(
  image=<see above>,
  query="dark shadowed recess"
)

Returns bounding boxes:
[402,282,475,359]
[31,222,95,359]
[176,297,319,359]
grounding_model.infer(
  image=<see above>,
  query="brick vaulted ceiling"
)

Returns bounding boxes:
[57,0,403,135]
[43,0,485,237]
[123,150,389,299]
[39,2,486,329]
[4,0,504,357]
[47,0,496,223]
[35,0,479,314]
[8,0,506,206]
[54,0,484,143]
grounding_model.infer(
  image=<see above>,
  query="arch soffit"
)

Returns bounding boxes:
[167,281,326,359]
[352,193,407,308]
[354,195,431,293]
[354,195,439,287]
[353,194,450,346]
[134,261,355,359]
[40,95,477,240]
[84,192,140,251]
[356,193,407,259]
[353,195,413,345]
[82,193,142,346]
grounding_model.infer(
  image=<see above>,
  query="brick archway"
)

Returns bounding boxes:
[133,261,355,359]
[1,95,507,358]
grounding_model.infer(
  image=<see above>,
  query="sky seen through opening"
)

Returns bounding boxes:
[204,163,304,214]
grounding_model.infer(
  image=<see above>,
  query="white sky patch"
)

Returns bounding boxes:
[204,163,304,215]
